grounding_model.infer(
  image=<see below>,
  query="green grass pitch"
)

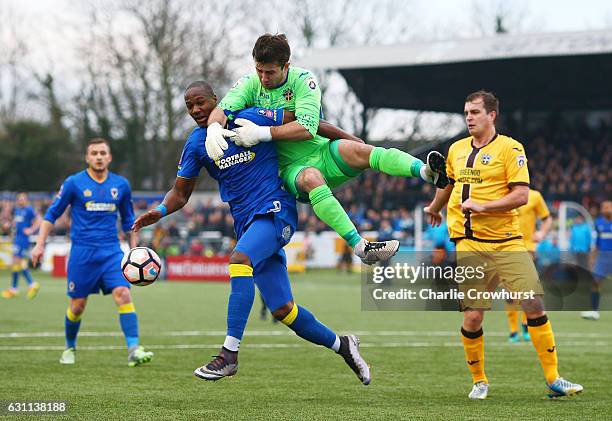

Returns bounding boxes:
[0,269,610,420]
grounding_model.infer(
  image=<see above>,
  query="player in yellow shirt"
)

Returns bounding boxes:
[507,189,552,343]
[424,90,582,400]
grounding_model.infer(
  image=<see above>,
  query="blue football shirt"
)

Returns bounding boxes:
[595,216,612,252]
[177,107,297,239]
[44,170,135,247]
[13,205,36,245]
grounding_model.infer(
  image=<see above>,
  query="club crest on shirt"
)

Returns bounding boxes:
[283,88,294,101]
[83,189,92,197]
[110,187,119,199]
[480,154,492,165]
[516,155,526,167]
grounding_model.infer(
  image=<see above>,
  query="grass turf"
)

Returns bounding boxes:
[0,269,610,420]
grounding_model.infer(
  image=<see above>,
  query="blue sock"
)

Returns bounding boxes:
[11,271,19,289]
[224,264,255,351]
[118,303,139,349]
[22,269,33,286]
[591,291,600,311]
[65,308,81,349]
[281,305,338,349]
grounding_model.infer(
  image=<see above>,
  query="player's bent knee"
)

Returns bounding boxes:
[272,301,295,321]
[463,310,484,330]
[70,299,87,316]
[229,251,252,267]
[112,286,132,305]
[297,167,325,193]
[520,297,545,314]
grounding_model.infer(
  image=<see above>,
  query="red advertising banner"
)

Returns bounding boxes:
[52,255,67,278]
[165,255,230,282]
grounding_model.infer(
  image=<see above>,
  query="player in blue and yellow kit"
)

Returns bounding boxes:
[2,192,41,299]
[581,200,612,320]
[133,81,371,384]
[31,138,153,367]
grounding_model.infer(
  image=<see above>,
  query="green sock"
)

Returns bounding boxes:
[369,147,423,178]
[309,185,362,247]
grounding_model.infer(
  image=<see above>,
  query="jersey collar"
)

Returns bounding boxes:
[470,132,498,150]
[86,168,109,184]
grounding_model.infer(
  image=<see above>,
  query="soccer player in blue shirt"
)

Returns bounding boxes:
[581,200,612,320]
[133,81,371,384]
[2,192,41,299]
[31,138,153,367]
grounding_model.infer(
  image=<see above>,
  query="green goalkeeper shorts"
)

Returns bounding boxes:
[279,140,362,200]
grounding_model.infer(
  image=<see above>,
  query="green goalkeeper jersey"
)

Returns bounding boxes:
[219,67,327,167]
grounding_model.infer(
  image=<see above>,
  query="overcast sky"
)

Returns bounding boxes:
[3,0,612,139]
[5,0,612,78]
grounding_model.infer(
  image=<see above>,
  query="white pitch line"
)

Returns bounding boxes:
[0,341,609,352]
[1,330,612,339]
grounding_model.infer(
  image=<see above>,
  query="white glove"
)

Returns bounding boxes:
[232,118,272,147]
[205,122,235,160]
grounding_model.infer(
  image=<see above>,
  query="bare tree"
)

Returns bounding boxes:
[247,0,424,142]
[71,0,245,189]
[0,4,28,124]
[469,0,533,36]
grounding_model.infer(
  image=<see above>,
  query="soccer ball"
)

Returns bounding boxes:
[121,247,161,286]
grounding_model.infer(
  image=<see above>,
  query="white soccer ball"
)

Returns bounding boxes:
[121,247,161,286]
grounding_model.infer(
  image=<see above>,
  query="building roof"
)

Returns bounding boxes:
[298,30,612,113]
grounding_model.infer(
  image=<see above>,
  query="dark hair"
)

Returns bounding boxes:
[87,137,111,151]
[185,80,215,97]
[466,90,499,115]
[252,33,290,66]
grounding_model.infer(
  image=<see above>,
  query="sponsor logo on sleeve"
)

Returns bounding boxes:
[305,76,317,90]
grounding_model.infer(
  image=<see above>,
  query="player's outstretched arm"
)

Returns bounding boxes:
[31,220,54,266]
[208,107,228,128]
[424,184,453,226]
[317,120,364,143]
[132,177,197,232]
[282,110,363,143]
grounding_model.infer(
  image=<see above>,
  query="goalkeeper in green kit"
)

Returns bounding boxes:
[206,33,449,264]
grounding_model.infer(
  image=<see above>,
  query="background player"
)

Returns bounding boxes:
[2,192,41,299]
[205,33,448,264]
[133,81,371,384]
[31,138,153,367]
[581,200,612,320]
[507,188,552,342]
[424,90,582,399]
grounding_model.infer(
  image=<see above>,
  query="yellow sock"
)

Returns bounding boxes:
[505,308,519,334]
[527,316,559,384]
[521,312,527,326]
[461,328,487,384]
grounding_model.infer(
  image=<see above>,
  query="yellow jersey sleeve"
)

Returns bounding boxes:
[446,144,456,183]
[534,190,550,219]
[504,140,530,187]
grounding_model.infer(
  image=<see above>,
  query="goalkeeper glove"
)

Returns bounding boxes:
[205,122,235,160]
[232,118,272,147]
